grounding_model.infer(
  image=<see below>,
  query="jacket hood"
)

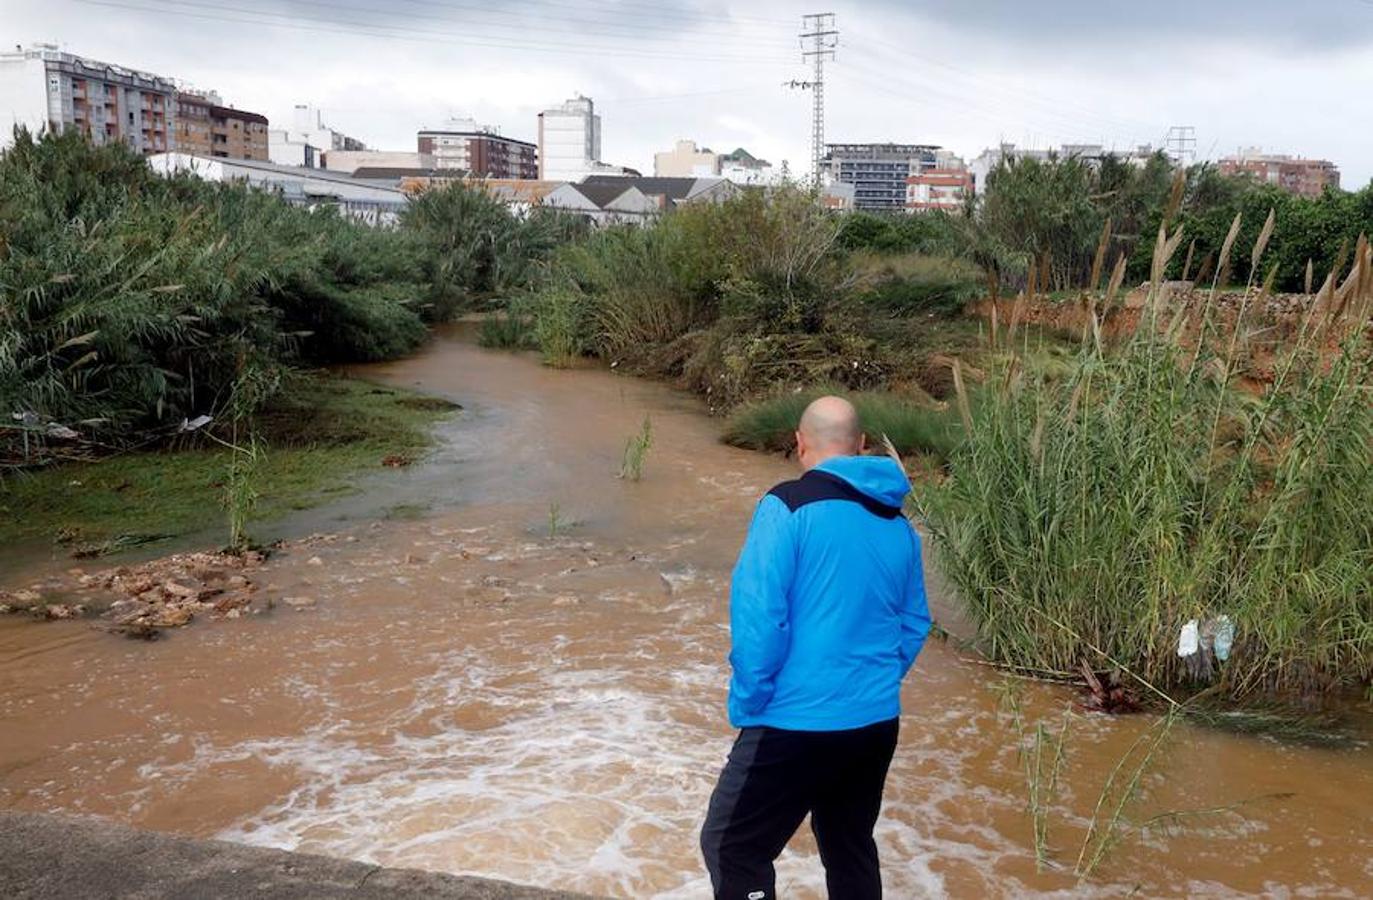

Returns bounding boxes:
[814,455,911,510]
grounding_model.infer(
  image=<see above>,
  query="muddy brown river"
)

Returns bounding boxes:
[2,327,1371,897]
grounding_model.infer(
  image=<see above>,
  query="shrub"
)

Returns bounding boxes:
[401,182,580,318]
[851,252,984,316]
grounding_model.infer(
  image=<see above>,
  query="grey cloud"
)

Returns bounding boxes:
[883,0,1373,51]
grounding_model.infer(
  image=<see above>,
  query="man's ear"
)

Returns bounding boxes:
[858,432,868,453]
[794,430,805,457]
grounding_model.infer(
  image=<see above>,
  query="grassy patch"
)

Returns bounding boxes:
[723,389,964,461]
[0,373,457,549]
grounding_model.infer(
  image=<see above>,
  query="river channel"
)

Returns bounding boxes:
[2,326,1370,897]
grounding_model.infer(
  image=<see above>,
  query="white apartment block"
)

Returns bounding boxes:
[0,44,176,154]
[537,94,601,181]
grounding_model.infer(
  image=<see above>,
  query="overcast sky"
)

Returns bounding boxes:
[7,0,1373,186]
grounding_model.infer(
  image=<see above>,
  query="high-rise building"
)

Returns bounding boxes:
[0,44,177,155]
[823,143,945,211]
[537,95,602,181]
[176,91,268,161]
[1218,148,1340,198]
[417,118,537,179]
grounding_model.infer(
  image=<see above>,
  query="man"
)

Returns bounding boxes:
[700,395,932,900]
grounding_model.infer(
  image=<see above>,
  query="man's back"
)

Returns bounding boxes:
[727,455,930,731]
[702,398,931,900]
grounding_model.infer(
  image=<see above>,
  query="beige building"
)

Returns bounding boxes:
[654,139,720,177]
[176,91,268,161]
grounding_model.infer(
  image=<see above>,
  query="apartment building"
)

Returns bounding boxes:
[537,95,601,181]
[720,147,783,186]
[1218,148,1340,197]
[268,104,364,168]
[0,44,176,154]
[176,91,268,161]
[906,167,973,212]
[417,118,537,179]
[823,143,946,211]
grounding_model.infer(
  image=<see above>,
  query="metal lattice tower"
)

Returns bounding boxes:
[799,13,837,188]
[1165,125,1197,166]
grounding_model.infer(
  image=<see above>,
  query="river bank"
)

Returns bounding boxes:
[0,372,457,582]
[2,326,1371,897]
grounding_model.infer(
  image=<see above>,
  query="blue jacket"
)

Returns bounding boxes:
[727,455,931,731]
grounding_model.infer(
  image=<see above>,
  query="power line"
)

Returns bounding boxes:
[72,0,795,64]
[850,35,1167,139]
[544,0,794,28]
[250,0,799,48]
[830,66,1158,155]
[601,84,779,106]
[835,55,1164,151]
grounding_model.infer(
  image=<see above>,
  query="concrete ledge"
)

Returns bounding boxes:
[0,811,599,899]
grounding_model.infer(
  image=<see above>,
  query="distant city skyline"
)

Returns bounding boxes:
[5,0,1371,188]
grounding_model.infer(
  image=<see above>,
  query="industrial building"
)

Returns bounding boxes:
[417,118,537,179]
[148,153,409,225]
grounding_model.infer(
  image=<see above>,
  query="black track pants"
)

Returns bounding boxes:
[699,718,899,900]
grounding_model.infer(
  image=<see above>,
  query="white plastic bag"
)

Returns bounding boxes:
[1177,619,1200,657]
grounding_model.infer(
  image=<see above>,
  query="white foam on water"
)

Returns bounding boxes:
[161,621,1035,899]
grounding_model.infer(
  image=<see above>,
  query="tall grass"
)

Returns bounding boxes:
[723,388,964,461]
[0,129,430,457]
[921,213,1373,700]
[619,415,653,481]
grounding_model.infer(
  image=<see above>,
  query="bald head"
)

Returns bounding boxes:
[796,395,864,470]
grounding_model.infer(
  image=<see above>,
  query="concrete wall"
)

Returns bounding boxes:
[0,810,597,899]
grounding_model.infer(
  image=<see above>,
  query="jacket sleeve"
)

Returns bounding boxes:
[727,494,797,720]
[899,526,932,676]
